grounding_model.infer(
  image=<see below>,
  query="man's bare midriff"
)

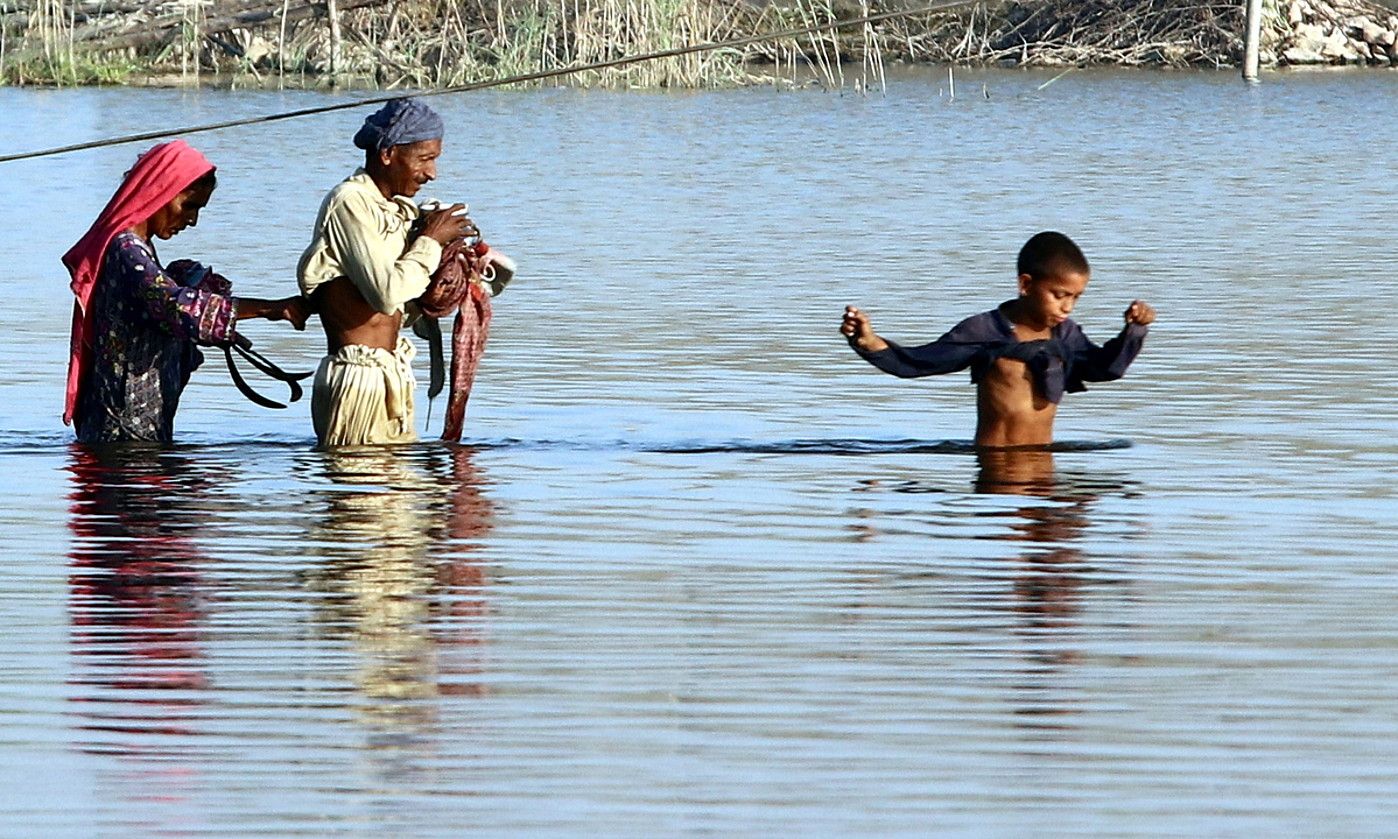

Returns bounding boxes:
[974,357,1058,448]
[311,277,402,353]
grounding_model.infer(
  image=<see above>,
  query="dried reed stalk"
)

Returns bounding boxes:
[11,0,1371,87]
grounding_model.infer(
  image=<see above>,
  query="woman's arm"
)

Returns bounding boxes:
[236,296,310,329]
[125,242,309,342]
[121,239,237,344]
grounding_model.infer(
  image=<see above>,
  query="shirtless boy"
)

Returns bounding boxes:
[841,231,1155,448]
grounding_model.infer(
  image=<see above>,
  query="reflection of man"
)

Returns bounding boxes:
[302,447,496,720]
[297,97,473,446]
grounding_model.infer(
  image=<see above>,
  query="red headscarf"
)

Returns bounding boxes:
[60,140,215,425]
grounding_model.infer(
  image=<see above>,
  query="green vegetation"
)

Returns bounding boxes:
[1,52,138,85]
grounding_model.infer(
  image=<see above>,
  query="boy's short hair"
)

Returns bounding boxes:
[1017,231,1089,280]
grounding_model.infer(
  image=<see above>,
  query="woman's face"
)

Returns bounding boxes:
[148,180,215,239]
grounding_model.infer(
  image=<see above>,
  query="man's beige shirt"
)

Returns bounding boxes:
[297,170,443,316]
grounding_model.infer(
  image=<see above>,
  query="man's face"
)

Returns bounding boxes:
[148,180,214,240]
[379,138,442,198]
[1018,269,1089,329]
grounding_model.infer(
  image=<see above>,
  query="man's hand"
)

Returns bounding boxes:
[841,305,888,353]
[419,204,477,246]
[1124,300,1156,326]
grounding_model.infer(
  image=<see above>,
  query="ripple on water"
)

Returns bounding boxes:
[1,72,1397,834]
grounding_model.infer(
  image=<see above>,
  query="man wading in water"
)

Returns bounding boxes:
[297,98,473,446]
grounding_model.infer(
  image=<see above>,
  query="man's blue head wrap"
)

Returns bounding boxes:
[353,98,445,151]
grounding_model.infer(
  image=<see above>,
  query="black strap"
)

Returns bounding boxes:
[411,316,446,401]
[223,333,314,409]
[411,316,446,427]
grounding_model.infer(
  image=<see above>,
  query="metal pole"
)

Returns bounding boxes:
[327,0,342,80]
[1243,0,1263,81]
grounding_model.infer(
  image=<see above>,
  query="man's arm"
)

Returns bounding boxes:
[322,190,442,315]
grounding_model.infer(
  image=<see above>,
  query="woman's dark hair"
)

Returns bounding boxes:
[189,169,218,193]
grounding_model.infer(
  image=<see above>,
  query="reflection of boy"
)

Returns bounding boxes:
[841,231,1155,448]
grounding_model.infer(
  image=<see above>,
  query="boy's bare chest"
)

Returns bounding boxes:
[983,356,1054,411]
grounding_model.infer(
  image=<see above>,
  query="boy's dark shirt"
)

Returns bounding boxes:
[854,303,1148,404]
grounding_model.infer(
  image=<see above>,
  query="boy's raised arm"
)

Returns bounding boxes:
[1069,299,1154,382]
[841,305,983,379]
[841,306,888,353]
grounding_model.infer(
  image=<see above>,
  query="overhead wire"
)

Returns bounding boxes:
[0,0,988,164]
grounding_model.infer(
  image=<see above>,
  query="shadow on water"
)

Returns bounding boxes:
[63,442,496,774]
[5,431,1132,456]
[647,438,1132,455]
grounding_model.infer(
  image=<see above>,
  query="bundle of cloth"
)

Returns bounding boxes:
[412,221,515,441]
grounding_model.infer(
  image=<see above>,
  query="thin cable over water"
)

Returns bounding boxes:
[0,0,986,165]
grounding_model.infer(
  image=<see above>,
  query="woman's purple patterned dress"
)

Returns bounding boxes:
[73,232,237,444]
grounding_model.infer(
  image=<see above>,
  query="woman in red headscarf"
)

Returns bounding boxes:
[62,140,309,444]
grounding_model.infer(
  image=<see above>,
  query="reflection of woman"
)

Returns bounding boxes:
[67,445,211,730]
[61,140,308,443]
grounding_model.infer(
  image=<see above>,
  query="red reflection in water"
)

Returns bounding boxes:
[67,444,211,746]
[433,446,494,696]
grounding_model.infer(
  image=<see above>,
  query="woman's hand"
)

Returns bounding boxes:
[236,296,311,329]
[277,296,311,330]
[198,271,234,296]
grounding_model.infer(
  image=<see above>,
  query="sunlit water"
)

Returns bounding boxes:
[1,68,1396,834]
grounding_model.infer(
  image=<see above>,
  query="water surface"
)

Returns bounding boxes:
[1,68,1396,834]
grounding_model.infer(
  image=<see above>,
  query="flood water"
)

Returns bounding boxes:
[1,67,1396,834]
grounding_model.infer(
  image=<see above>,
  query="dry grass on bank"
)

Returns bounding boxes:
[2,0,1394,87]
[0,0,893,88]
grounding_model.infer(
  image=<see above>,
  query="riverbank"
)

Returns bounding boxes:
[3,0,1395,88]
